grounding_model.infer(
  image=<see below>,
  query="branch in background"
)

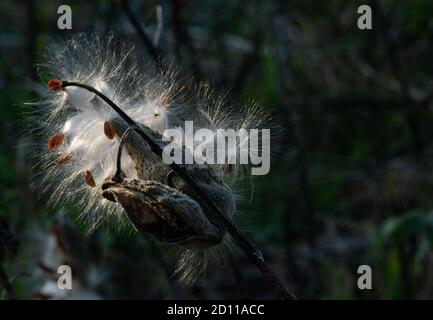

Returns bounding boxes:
[273,2,319,297]
[54,80,297,300]
[231,0,263,94]
[120,0,163,66]
[232,31,262,94]
[375,2,424,154]
[26,0,37,83]
[171,0,203,80]
[153,5,163,47]
[323,97,406,111]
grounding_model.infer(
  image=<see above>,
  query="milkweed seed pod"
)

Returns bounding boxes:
[26,34,278,283]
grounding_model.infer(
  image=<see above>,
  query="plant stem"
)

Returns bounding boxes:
[60,80,297,300]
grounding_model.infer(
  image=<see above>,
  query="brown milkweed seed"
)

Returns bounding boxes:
[104,122,116,140]
[159,94,170,106]
[48,132,64,150]
[54,153,72,165]
[47,79,63,93]
[84,170,96,187]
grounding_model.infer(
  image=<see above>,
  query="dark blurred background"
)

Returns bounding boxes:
[2,0,433,299]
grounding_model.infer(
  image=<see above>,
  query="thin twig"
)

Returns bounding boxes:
[58,80,297,300]
[170,0,203,80]
[120,0,163,66]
